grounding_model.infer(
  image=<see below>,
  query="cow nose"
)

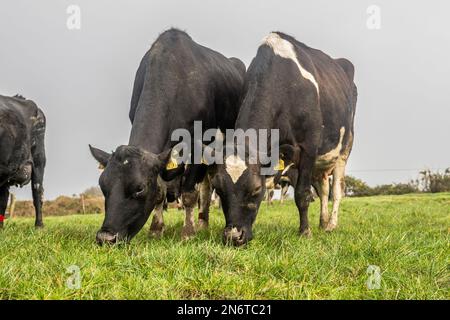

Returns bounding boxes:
[223,227,246,246]
[96,230,117,245]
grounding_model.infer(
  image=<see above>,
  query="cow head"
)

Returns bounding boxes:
[207,144,300,246]
[210,156,265,246]
[89,144,177,245]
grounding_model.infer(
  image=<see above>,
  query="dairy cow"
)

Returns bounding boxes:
[207,32,357,245]
[89,29,245,244]
[0,94,46,228]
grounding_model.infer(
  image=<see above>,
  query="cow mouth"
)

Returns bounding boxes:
[223,226,247,246]
[96,230,127,245]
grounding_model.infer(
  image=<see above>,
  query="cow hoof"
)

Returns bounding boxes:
[197,219,209,230]
[149,225,164,239]
[299,228,312,238]
[319,220,329,230]
[35,223,44,229]
[325,223,337,232]
[181,225,196,240]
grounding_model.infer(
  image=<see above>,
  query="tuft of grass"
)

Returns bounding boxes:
[0,193,449,299]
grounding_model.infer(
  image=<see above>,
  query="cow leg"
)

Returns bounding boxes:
[294,153,315,237]
[326,161,345,232]
[213,191,222,209]
[267,189,274,205]
[31,154,45,228]
[181,190,198,240]
[280,184,287,204]
[176,197,183,210]
[314,172,330,229]
[0,186,9,228]
[149,200,165,238]
[198,176,212,229]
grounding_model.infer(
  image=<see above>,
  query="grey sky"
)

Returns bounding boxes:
[1,0,449,200]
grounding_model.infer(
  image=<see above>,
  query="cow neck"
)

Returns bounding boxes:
[234,114,275,161]
[128,112,169,155]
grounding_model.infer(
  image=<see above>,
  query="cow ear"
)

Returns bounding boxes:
[89,145,111,168]
[157,142,188,168]
[157,148,172,165]
[158,147,186,181]
[279,144,301,166]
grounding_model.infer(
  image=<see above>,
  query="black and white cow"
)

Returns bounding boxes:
[207,32,357,245]
[89,29,245,244]
[0,94,46,228]
[275,164,298,204]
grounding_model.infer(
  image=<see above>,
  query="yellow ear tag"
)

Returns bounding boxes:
[166,157,178,170]
[274,159,285,171]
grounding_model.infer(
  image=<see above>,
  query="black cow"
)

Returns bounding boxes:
[0,94,46,228]
[163,176,183,210]
[207,32,357,245]
[89,29,245,244]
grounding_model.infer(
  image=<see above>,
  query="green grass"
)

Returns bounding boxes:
[1,193,449,299]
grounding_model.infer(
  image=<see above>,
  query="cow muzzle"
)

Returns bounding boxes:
[96,230,118,245]
[223,226,249,247]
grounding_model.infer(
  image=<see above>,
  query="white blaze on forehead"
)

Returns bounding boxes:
[225,155,247,184]
[263,33,319,95]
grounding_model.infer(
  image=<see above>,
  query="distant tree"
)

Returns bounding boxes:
[344,175,373,197]
[371,181,419,195]
[81,186,103,198]
[420,168,450,193]
[345,176,419,197]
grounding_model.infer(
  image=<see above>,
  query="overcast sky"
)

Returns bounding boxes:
[1,0,449,199]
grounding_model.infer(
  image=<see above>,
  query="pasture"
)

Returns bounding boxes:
[0,193,448,300]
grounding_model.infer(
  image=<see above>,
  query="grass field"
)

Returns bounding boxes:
[0,193,449,299]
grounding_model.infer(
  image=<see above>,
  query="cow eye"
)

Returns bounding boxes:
[247,202,257,210]
[133,185,146,198]
[251,186,262,197]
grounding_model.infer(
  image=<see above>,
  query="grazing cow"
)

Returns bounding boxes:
[0,94,46,228]
[207,32,357,245]
[264,176,277,205]
[89,29,245,244]
[275,164,298,203]
[163,175,213,218]
[163,176,183,210]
